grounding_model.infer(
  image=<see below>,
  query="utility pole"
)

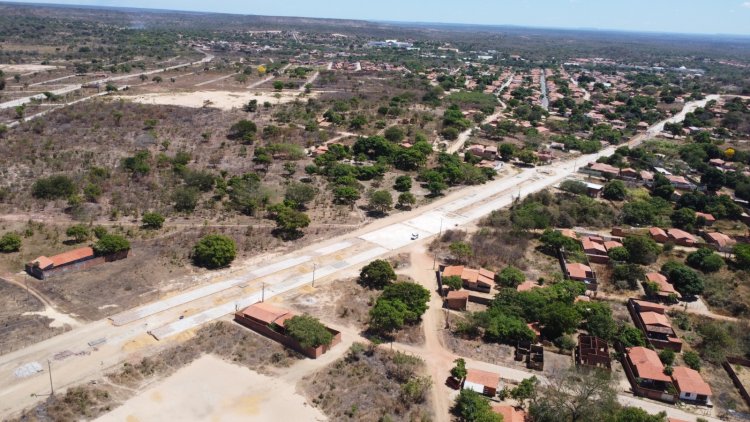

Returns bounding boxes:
[47,360,54,396]
[312,263,317,287]
[24,272,30,303]
[261,282,265,302]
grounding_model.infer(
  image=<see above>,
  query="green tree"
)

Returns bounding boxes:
[93,234,130,255]
[686,248,724,273]
[615,324,647,348]
[451,358,467,380]
[394,175,412,192]
[228,119,257,144]
[422,170,447,196]
[369,190,393,214]
[496,265,525,288]
[66,225,90,243]
[602,180,627,201]
[701,167,726,193]
[142,212,165,229]
[273,80,284,91]
[284,315,334,349]
[384,126,405,143]
[173,187,199,212]
[284,182,316,209]
[511,376,538,403]
[449,241,473,263]
[452,389,502,422]
[734,243,750,270]
[333,186,361,206]
[623,236,661,265]
[0,233,21,253]
[671,208,697,231]
[369,298,407,333]
[607,246,629,262]
[359,259,396,289]
[193,234,236,269]
[541,302,582,339]
[612,263,645,290]
[662,262,704,297]
[443,275,463,290]
[381,282,430,323]
[31,175,76,199]
[397,192,417,209]
[273,205,310,239]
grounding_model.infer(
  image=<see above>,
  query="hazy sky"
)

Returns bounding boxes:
[7,0,750,35]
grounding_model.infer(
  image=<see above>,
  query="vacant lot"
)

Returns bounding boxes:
[12,321,299,421]
[0,278,69,354]
[300,343,433,421]
[97,354,324,422]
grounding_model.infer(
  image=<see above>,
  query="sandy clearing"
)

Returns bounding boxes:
[21,306,81,329]
[117,90,314,110]
[0,64,62,73]
[95,354,326,422]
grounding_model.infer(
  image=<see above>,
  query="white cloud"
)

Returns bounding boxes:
[743,1,750,8]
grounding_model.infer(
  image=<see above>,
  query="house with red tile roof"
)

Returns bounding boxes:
[649,227,668,243]
[671,366,712,405]
[623,346,675,402]
[695,212,716,225]
[234,302,341,359]
[565,262,595,283]
[667,229,697,247]
[463,369,500,397]
[628,299,682,352]
[442,265,494,293]
[516,280,541,292]
[645,272,678,301]
[492,405,527,422]
[445,290,469,310]
[704,231,736,252]
[26,246,128,280]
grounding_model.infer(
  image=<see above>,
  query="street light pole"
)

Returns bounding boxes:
[312,263,317,287]
[47,360,54,396]
[261,282,265,302]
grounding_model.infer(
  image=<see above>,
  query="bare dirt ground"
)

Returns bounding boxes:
[96,354,324,422]
[0,278,70,354]
[440,329,573,376]
[11,321,299,421]
[0,64,62,73]
[118,90,314,110]
[24,224,348,321]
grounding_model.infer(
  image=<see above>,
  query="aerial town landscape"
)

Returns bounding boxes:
[1,1,750,421]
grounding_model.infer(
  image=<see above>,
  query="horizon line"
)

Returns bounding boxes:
[3,0,750,38]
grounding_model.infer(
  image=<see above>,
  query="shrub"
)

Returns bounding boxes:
[192,234,237,269]
[31,175,76,199]
[394,175,412,192]
[686,248,724,273]
[93,234,130,256]
[623,235,661,265]
[142,212,165,229]
[602,180,627,201]
[0,233,21,253]
[66,225,90,243]
[659,349,675,365]
[683,351,702,370]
